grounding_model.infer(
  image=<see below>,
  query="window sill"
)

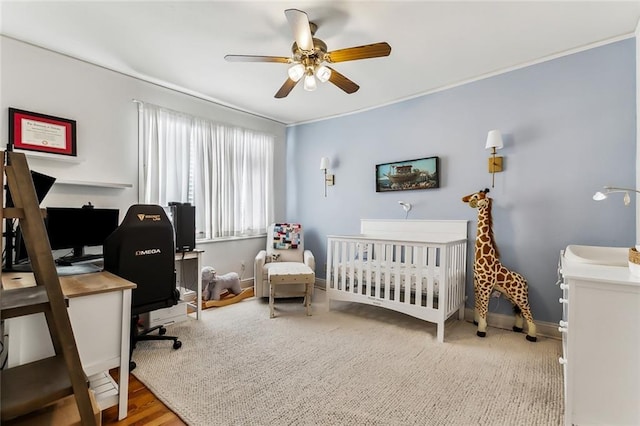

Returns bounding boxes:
[197,234,266,244]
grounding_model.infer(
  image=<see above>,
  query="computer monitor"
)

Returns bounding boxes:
[5,170,57,208]
[5,170,56,270]
[45,207,120,264]
[12,207,120,267]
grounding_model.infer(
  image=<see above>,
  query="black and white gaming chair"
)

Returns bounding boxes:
[103,204,182,370]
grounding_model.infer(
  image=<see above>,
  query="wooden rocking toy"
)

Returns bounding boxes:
[461,188,537,342]
[201,266,254,309]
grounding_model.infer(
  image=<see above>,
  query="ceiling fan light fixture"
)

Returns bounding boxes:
[303,73,317,91]
[287,63,305,82]
[225,9,391,98]
[315,65,331,83]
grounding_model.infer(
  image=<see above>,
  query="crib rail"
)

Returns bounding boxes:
[326,235,467,342]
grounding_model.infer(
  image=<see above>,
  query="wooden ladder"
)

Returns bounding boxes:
[0,151,98,425]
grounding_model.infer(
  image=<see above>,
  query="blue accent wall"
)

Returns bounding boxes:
[286,38,636,323]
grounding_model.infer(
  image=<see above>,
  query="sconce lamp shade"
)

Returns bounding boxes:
[320,157,334,197]
[486,129,504,188]
[485,129,504,150]
[320,157,330,170]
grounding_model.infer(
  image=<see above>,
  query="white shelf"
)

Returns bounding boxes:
[55,179,133,188]
[14,149,83,163]
[89,371,119,410]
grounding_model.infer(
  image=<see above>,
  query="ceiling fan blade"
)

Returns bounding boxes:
[327,42,392,63]
[274,78,300,98]
[284,9,314,51]
[225,55,291,63]
[327,67,359,94]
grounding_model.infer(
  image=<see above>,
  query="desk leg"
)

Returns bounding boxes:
[196,252,202,320]
[118,289,132,420]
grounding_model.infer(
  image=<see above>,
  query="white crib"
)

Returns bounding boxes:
[326,219,468,342]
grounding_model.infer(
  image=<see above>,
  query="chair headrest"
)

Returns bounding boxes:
[121,204,171,227]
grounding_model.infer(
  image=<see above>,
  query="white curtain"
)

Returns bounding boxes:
[140,103,274,239]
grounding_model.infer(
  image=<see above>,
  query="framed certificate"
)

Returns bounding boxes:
[9,108,77,156]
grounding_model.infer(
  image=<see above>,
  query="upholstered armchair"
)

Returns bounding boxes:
[254,223,315,298]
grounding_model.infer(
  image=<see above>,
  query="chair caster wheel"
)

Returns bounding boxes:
[173,340,182,349]
[130,361,136,371]
[159,327,167,335]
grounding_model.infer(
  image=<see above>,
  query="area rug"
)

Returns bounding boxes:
[132,291,563,425]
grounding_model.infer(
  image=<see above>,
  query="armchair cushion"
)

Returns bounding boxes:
[266,223,304,263]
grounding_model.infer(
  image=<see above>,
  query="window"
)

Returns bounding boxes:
[138,102,274,239]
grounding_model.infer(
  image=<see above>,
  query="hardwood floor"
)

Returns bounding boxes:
[102,369,185,426]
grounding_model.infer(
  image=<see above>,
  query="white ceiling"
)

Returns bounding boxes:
[1,1,639,125]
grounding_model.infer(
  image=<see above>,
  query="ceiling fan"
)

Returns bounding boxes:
[224,8,392,98]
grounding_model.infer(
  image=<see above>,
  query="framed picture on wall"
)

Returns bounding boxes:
[375,156,439,192]
[8,108,77,156]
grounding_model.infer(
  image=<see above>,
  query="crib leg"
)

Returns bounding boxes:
[437,323,444,343]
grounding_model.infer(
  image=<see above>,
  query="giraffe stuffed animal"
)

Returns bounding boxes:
[461,188,537,342]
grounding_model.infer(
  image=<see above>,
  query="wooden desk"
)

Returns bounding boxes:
[2,271,136,420]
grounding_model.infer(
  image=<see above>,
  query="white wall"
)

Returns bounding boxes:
[0,36,286,275]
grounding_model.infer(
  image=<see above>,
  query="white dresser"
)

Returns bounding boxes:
[559,252,640,426]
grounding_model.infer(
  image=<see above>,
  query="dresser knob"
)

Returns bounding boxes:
[559,320,568,327]
[559,283,569,290]
[559,298,569,304]
[559,357,567,365]
[558,327,568,333]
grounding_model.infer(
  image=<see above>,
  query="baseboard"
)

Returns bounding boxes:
[315,278,326,290]
[241,278,254,289]
[463,308,560,340]
[313,278,560,339]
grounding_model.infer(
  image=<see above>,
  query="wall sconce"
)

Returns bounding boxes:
[485,129,504,188]
[593,186,640,206]
[319,157,335,197]
[398,201,412,219]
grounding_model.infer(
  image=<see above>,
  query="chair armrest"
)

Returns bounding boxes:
[304,250,315,271]
[255,250,267,273]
